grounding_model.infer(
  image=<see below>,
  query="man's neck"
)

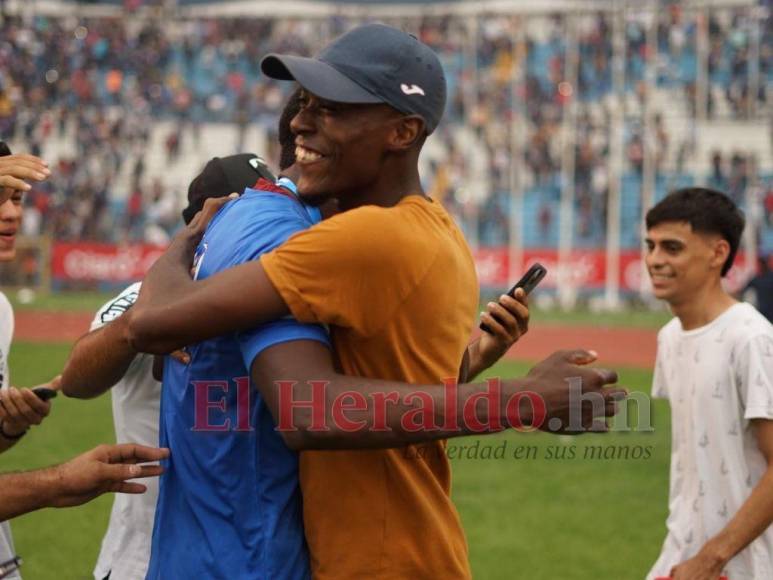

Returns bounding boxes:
[670,283,738,331]
[338,166,425,211]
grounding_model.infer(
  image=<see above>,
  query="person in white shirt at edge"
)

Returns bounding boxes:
[0,142,60,579]
[644,187,773,580]
[59,91,532,580]
[0,145,167,579]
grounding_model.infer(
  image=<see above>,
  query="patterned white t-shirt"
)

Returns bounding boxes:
[90,283,161,580]
[0,291,20,579]
[647,302,773,580]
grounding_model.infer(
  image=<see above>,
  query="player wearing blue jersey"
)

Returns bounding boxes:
[146,178,328,580]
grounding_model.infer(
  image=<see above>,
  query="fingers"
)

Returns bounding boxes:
[1,387,49,426]
[100,462,165,485]
[479,310,508,339]
[0,160,50,182]
[498,294,529,333]
[170,350,190,365]
[110,482,148,495]
[513,287,529,305]
[592,368,619,386]
[562,349,598,365]
[19,388,52,418]
[10,388,49,425]
[103,443,170,465]
[486,301,521,338]
[47,375,63,391]
[0,153,48,167]
[190,194,239,229]
[0,174,32,192]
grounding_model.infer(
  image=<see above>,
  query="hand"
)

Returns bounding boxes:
[170,350,190,365]
[670,551,727,580]
[0,154,50,202]
[477,288,530,367]
[47,443,169,508]
[0,386,53,436]
[179,193,239,245]
[517,349,626,433]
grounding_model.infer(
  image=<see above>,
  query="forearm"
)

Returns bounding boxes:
[0,467,59,520]
[698,466,773,567]
[270,373,530,450]
[465,338,496,381]
[126,233,200,353]
[60,317,137,399]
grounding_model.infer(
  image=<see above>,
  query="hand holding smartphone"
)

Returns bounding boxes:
[479,263,547,334]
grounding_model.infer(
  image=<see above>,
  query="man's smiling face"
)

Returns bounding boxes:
[290,90,402,208]
[645,221,728,306]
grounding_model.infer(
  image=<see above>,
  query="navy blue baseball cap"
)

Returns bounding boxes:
[261,24,447,134]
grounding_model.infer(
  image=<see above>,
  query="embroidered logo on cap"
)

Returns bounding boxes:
[248,157,266,171]
[400,83,425,96]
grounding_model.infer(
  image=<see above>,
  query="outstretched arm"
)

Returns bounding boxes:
[670,419,773,580]
[0,444,168,520]
[251,340,623,451]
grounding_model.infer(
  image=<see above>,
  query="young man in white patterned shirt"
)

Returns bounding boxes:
[645,188,773,580]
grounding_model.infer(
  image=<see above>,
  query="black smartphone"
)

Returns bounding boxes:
[32,387,57,402]
[480,263,548,334]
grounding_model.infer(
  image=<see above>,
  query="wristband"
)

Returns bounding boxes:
[0,420,27,440]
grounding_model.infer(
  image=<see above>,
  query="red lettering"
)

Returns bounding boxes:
[440,377,459,431]
[371,391,400,431]
[332,391,368,432]
[506,391,546,431]
[462,378,503,432]
[234,376,252,432]
[276,380,330,431]
[400,392,437,433]
[192,380,230,432]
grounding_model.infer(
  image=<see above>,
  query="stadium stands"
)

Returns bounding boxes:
[0,1,770,277]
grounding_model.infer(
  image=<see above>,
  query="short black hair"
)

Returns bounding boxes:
[645,187,745,276]
[278,88,303,171]
[0,141,11,156]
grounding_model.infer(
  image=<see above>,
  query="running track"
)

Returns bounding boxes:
[14,311,657,368]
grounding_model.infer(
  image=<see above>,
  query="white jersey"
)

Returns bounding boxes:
[91,283,161,580]
[647,302,773,580]
[0,291,20,579]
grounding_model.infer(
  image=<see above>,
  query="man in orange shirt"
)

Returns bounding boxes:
[128,24,623,579]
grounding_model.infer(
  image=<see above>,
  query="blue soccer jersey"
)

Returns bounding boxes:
[146,184,328,579]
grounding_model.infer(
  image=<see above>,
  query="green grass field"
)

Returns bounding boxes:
[4,342,670,579]
[8,289,672,329]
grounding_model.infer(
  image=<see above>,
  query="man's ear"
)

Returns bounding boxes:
[387,115,425,152]
[710,237,731,271]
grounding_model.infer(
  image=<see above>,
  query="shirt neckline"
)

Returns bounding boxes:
[678,302,744,337]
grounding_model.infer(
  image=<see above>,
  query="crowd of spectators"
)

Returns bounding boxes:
[0,5,769,248]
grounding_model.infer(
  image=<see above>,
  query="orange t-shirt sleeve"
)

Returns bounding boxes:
[261,206,433,336]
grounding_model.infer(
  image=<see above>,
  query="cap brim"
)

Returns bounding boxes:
[261,54,383,105]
